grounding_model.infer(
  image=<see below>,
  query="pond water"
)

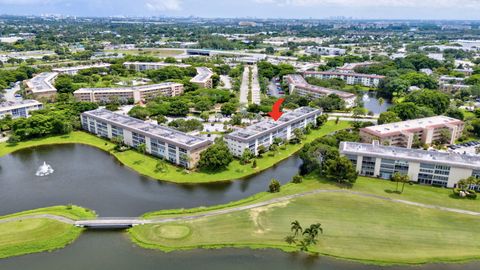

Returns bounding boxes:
[0,143,478,269]
[362,92,392,114]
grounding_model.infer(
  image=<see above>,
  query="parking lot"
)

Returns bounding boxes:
[449,141,480,155]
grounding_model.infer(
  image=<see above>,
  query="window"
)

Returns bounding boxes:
[132,132,145,147]
[418,163,450,187]
[361,156,376,176]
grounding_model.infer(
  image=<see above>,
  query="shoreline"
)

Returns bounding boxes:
[0,121,350,184]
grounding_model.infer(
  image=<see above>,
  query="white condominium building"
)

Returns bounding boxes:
[190,67,214,88]
[25,72,58,99]
[340,141,480,188]
[224,107,322,157]
[52,63,111,75]
[303,71,385,87]
[123,61,191,71]
[0,100,43,119]
[284,74,356,108]
[73,82,184,103]
[306,46,346,56]
[360,116,465,148]
[81,109,211,169]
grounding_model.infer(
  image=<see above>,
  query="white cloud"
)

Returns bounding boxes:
[145,0,182,11]
[252,0,480,8]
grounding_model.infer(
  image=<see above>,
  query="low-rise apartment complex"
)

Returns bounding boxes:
[303,71,385,87]
[360,116,464,148]
[0,100,43,119]
[52,63,111,75]
[81,109,211,169]
[284,74,356,108]
[74,82,184,103]
[123,61,191,71]
[25,72,58,99]
[340,141,480,188]
[190,67,214,88]
[224,107,322,157]
[306,46,346,56]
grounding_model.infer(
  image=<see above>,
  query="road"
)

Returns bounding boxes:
[2,82,22,102]
[239,65,249,105]
[251,64,261,105]
[2,189,479,227]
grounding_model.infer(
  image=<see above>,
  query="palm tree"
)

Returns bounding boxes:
[291,220,302,236]
[284,235,296,245]
[136,143,146,160]
[297,240,309,252]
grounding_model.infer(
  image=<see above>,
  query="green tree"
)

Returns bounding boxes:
[200,111,210,122]
[268,178,281,193]
[290,220,303,236]
[378,111,401,125]
[325,156,358,185]
[257,145,267,157]
[391,172,410,193]
[198,141,233,171]
[240,148,254,164]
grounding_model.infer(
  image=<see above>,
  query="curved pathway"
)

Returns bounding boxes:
[1,189,479,226]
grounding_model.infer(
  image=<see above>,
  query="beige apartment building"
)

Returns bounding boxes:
[74,82,184,103]
[360,116,465,148]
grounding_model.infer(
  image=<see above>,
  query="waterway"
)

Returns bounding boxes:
[0,143,478,269]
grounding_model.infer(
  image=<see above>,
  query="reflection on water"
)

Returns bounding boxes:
[1,144,478,270]
[0,232,478,270]
[0,144,301,216]
[362,92,392,114]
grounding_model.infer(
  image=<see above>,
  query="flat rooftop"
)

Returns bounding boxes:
[0,100,42,111]
[226,107,320,141]
[123,61,191,68]
[75,82,181,94]
[52,63,111,72]
[361,116,464,137]
[190,67,214,83]
[340,141,480,170]
[27,72,58,93]
[285,74,356,99]
[83,109,210,149]
[304,71,385,79]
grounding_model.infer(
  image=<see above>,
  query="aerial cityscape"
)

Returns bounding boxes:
[1,1,480,269]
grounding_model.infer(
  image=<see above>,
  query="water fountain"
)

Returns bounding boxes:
[35,161,54,176]
[362,93,370,102]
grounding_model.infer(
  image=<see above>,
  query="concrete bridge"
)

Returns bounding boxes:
[74,218,147,229]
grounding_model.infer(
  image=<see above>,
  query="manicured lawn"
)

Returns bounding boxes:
[130,189,480,265]
[0,121,351,184]
[0,206,96,259]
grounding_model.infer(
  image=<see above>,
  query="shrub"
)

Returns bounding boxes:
[268,179,281,193]
[292,174,303,184]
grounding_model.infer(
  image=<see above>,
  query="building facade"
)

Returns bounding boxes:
[190,67,214,88]
[74,82,184,103]
[25,72,58,99]
[305,46,346,56]
[340,141,480,188]
[224,107,321,157]
[81,109,211,169]
[52,63,111,75]
[284,74,356,108]
[360,116,464,148]
[303,71,385,87]
[0,100,43,119]
[123,61,191,71]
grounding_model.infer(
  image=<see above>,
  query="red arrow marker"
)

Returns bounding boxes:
[268,98,285,121]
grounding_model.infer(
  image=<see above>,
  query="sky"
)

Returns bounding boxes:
[1,0,480,20]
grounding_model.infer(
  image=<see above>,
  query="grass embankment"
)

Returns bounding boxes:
[0,205,96,259]
[0,121,350,184]
[131,177,480,265]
